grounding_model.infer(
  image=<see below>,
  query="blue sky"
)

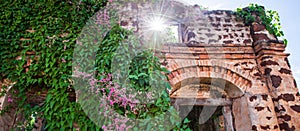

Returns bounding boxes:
[177,0,300,89]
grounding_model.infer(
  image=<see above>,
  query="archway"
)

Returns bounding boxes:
[170,76,245,131]
[180,106,226,131]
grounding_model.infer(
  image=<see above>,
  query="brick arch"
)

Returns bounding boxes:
[166,60,255,98]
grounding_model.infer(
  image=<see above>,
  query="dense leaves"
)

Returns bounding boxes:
[0,0,107,130]
[1,0,190,130]
[236,4,287,44]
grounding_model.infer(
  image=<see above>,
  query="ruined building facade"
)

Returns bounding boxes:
[1,0,300,130]
[115,1,300,130]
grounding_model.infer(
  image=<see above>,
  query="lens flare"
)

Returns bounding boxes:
[149,17,167,31]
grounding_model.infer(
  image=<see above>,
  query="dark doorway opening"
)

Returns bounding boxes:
[180,106,225,131]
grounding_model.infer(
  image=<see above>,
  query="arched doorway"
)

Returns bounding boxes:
[170,77,243,131]
[181,106,225,131]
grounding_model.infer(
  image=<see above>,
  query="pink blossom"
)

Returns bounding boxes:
[62,58,66,63]
[109,100,114,106]
[102,125,107,130]
[146,92,153,99]
[7,96,13,103]
[74,71,146,130]
[109,0,112,2]
[110,87,115,92]
[126,125,133,131]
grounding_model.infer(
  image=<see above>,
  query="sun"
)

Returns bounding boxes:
[148,16,167,31]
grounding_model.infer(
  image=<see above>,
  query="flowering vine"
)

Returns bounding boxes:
[1,0,191,130]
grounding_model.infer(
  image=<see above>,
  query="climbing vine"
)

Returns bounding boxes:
[236,4,287,44]
[0,0,108,130]
[0,0,190,130]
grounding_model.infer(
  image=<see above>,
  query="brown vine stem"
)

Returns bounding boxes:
[9,107,18,129]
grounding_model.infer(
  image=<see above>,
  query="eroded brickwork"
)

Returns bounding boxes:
[183,10,252,45]
[1,0,299,130]
[254,40,300,130]
[115,0,300,130]
[115,1,252,45]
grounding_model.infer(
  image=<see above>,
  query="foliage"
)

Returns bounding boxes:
[1,0,109,130]
[72,12,191,129]
[0,0,191,130]
[236,4,287,44]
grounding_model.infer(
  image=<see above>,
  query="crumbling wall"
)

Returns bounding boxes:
[251,19,300,130]
[115,0,300,130]
[115,1,252,45]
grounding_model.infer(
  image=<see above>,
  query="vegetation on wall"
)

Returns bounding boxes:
[0,0,191,130]
[236,4,287,44]
[0,0,107,130]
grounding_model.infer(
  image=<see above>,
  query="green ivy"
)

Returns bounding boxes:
[0,0,107,130]
[74,20,192,130]
[236,4,287,44]
[1,0,191,130]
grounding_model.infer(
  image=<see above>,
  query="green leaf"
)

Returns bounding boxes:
[183,118,190,124]
[50,101,55,109]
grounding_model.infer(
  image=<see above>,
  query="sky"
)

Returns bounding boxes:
[176,0,300,89]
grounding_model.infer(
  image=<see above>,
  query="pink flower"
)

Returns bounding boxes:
[102,125,107,130]
[109,0,112,3]
[109,100,114,106]
[62,58,66,63]
[110,87,115,92]
[126,125,133,131]
[7,96,13,103]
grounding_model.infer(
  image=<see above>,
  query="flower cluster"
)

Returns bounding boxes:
[73,70,152,130]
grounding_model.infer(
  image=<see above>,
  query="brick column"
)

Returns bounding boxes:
[246,6,300,129]
[254,41,300,130]
[232,93,280,131]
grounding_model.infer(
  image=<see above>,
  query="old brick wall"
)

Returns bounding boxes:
[252,19,300,130]
[116,0,300,130]
[182,9,252,45]
[0,0,298,130]
[115,1,253,45]
[160,43,280,130]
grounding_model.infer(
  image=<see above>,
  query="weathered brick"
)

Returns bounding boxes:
[252,23,266,32]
